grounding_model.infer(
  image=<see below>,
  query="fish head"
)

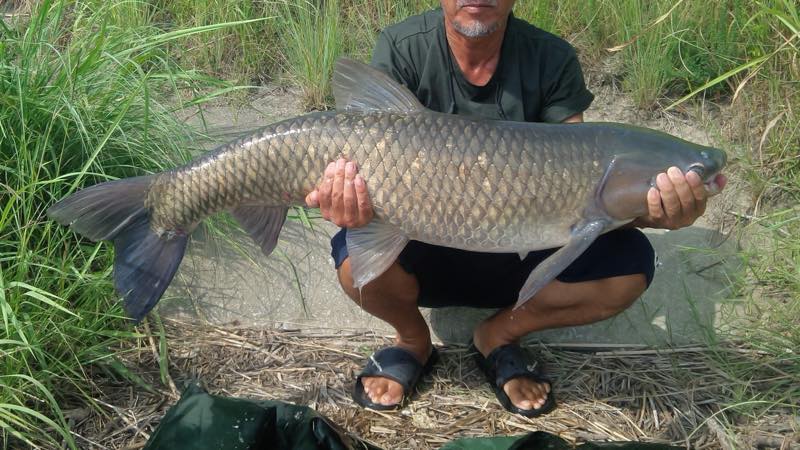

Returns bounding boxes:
[599,126,727,221]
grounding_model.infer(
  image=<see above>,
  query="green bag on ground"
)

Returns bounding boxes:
[144,384,683,450]
[143,383,379,450]
[441,432,683,450]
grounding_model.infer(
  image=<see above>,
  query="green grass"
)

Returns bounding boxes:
[277,0,344,110]
[154,0,279,85]
[0,0,248,447]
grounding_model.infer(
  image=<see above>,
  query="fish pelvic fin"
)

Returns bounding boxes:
[514,219,609,310]
[345,221,409,290]
[47,176,188,322]
[333,58,425,114]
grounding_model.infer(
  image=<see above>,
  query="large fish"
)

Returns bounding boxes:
[48,59,726,321]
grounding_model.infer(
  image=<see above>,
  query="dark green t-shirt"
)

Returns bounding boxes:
[370,8,594,123]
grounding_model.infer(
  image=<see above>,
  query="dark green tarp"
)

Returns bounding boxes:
[144,383,379,450]
[144,384,683,450]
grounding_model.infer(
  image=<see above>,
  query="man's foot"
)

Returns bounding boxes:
[473,322,552,412]
[358,337,434,407]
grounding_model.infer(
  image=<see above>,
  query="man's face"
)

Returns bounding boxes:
[441,0,515,38]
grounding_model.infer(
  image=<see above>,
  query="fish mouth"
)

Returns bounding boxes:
[687,163,723,196]
[704,177,723,196]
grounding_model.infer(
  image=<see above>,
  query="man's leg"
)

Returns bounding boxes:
[337,258,433,406]
[338,256,646,407]
[472,273,647,410]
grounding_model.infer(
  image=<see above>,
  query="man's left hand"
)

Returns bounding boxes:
[633,166,727,230]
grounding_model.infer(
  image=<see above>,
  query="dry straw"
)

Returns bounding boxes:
[70,320,797,450]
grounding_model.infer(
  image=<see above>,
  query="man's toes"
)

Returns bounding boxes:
[505,379,551,410]
[528,382,550,408]
[362,377,404,406]
[380,382,404,405]
[504,382,531,410]
[365,380,387,401]
[362,377,378,394]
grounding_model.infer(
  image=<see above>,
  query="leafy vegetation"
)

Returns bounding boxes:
[0,1,243,447]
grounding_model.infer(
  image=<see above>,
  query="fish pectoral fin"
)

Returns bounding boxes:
[332,58,425,114]
[514,219,609,310]
[345,221,409,290]
[599,153,661,220]
[231,205,289,256]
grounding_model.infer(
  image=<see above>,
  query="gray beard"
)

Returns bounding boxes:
[452,19,498,38]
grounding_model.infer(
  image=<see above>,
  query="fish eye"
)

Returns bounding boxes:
[700,151,709,160]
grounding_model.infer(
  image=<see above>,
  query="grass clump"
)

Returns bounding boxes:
[277,0,344,110]
[154,0,279,85]
[0,0,237,447]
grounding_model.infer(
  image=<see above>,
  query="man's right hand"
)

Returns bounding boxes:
[305,158,374,228]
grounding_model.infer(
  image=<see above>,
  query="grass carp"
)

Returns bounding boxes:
[48,58,726,321]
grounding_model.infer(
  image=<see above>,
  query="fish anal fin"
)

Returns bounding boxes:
[345,222,409,290]
[514,219,609,310]
[231,205,289,256]
[332,58,425,114]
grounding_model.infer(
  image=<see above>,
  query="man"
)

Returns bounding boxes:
[306,0,727,416]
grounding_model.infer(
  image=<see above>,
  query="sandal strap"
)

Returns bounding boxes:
[485,344,547,388]
[357,347,428,393]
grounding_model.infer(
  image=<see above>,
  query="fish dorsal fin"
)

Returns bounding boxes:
[333,58,424,114]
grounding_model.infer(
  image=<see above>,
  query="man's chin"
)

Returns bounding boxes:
[452,19,499,38]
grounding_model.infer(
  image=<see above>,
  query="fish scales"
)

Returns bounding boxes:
[146,111,604,251]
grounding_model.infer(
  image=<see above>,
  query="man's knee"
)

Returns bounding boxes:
[336,258,359,300]
[599,273,648,317]
[336,258,419,305]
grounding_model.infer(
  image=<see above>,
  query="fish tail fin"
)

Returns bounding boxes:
[47,176,187,322]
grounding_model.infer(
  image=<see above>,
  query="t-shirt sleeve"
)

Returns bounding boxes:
[370,31,418,90]
[540,48,594,123]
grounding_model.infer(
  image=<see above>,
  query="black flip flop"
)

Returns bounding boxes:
[470,343,556,417]
[352,346,439,410]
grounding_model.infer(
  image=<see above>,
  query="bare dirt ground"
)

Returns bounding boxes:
[68,66,799,449]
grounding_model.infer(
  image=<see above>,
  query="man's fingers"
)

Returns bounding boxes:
[656,172,681,219]
[646,187,663,221]
[331,159,347,221]
[342,161,357,226]
[686,169,706,202]
[686,169,708,217]
[355,174,374,224]
[316,158,372,227]
[668,167,696,214]
[305,190,319,208]
[318,162,335,220]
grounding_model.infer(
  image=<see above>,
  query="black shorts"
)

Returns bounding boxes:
[330,228,655,309]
